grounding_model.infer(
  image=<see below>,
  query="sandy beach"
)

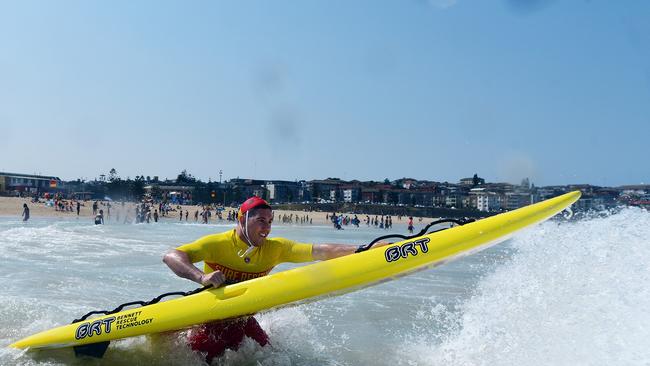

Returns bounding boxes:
[0,196,424,227]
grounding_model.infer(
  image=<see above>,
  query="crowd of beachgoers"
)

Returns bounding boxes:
[4,195,430,232]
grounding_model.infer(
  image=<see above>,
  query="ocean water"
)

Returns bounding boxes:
[0,208,648,366]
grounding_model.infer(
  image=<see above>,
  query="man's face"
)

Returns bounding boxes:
[242,208,273,247]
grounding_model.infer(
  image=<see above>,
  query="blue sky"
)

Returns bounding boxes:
[1,0,648,186]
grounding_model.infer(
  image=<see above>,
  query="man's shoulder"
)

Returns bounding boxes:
[266,237,306,247]
[178,230,230,250]
[195,230,234,243]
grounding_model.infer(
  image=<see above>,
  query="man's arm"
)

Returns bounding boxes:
[312,244,358,261]
[312,242,391,261]
[162,249,225,287]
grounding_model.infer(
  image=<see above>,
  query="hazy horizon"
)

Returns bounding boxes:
[4,168,644,189]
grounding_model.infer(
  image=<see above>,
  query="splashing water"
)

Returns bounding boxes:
[402,207,650,365]
[1,209,648,365]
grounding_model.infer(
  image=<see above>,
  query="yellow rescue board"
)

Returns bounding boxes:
[10,191,580,350]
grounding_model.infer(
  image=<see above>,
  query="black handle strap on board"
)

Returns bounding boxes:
[355,217,475,253]
[71,285,213,324]
[71,284,213,358]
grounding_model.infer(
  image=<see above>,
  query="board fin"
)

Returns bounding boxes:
[73,341,110,358]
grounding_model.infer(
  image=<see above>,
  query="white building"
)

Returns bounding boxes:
[343,188,360,203]
[470,188,501,212]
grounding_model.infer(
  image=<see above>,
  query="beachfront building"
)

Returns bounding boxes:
[297,181,312,202]
[342,186,361,203]
[478,193,500,212]
[228,178,268,203]
[573,187,619,211]
[574,196,606,211]
[503,192,533,210]
[396,188,436,207]
[535,186,568,202]
[329,188,343,202]
[396,190,410,206]
[0,172,62,196]
[266,181,300,203]
[395,178,418,189]
[436,184,467,208]
[432,184,456,207]
[360,187,382,204]
[306,179,344,203]
[380,189,398,205]
[460,175,485,187]
[144,185,194,205]
[483,182,517,194]
[445,193,468,209]
[470,188,501,212]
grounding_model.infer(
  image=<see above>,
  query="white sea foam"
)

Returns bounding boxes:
[2,209,648,365]
[400,207,650,365]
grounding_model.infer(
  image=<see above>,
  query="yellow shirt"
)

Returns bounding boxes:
[176,229,313,283]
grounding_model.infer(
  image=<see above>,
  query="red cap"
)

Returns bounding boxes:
[238,196,271,219]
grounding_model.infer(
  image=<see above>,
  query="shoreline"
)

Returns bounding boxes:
[0,197,433,227]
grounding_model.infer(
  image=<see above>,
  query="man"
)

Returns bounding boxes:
[163,196,363,362]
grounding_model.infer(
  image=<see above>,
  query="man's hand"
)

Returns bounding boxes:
[200,270,226,287]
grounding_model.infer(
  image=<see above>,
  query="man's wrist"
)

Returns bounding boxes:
[193,271,205,284]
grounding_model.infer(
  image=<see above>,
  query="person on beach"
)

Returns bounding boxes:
[22,203,30,221]
[94,209,104,225]
[407,216,414,234]
[163,196,371,362]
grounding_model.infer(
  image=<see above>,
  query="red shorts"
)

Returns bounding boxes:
[188,317,269,362]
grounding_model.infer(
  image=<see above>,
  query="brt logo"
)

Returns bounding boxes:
[384,238,430,262]
[75,317,116,340]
